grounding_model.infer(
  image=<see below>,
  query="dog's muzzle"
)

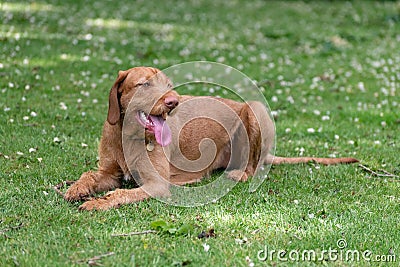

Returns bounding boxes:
[136,111,172,147]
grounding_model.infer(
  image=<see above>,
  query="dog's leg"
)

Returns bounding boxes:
[78,174,170,211]
[78,145,171,210]
[225,103,255,182]
[65,121,126,202]
[64,167,122,201]
[77,176,170,211]
[227,101,274,182]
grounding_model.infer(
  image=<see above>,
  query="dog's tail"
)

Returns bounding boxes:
[265,155,359,165]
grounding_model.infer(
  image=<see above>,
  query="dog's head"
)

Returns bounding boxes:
[107,67,179,146]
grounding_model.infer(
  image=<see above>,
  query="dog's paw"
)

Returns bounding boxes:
[78,197,119,211]
[226,170,248,182]
[64,183,92,202]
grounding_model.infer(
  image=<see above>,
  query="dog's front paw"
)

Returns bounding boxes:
[226,170,248,182]
[64,183,93,202]
[78,197,119,211]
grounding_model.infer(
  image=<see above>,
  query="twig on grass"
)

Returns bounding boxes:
[358,164,399,181]
[111,230,157,237]
[77,252,115,266]
[0,223,25,238]
[52,180,75,197]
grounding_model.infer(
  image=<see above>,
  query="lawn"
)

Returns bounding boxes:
[1,0,399,266]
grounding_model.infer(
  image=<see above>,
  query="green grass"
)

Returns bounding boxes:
[1,0,400,266]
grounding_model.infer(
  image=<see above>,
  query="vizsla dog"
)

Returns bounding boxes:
[64,67,358,210]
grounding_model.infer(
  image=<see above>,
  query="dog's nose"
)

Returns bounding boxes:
[164,96,179,109]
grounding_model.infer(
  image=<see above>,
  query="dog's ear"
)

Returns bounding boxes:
[107,70,129,125]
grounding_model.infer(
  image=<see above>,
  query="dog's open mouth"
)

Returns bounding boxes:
[136,111,172,147]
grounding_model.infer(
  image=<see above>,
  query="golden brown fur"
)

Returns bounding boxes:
[64,67,358,210]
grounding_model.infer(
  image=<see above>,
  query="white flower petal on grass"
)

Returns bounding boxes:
[29,148,36,153]
[83,33,93,40]
[335,135,340,140]
[357,82,366,92]
[374,140,381,145]
[30,111,37,117]
[17,151,24,156]
[235,237,248,245]
[37,157,43,162]
[59,102,67,110]
[245,256,254,267]
[321,115,330,121]
[307,128,315,133]
[285,128,291,133]
[81,143,88,147]
[260,53,268,60]
[23,116,29,121]
[80,91,90,97]
[299,147,305,156]
[53,137,61,143]
[308,213,315,219]
[217,56,225,63]
[203,243,210,252]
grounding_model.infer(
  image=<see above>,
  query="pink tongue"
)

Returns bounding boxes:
[149,115,171,147]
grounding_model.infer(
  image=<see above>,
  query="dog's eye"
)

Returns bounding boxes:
[136,82,151,87]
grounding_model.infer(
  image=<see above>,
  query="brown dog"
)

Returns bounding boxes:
[64,67,358,210]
